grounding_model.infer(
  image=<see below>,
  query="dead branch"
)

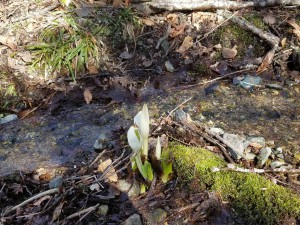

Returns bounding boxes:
[145,0,300,12]
[64,204,99,220]
[212,164,300,174]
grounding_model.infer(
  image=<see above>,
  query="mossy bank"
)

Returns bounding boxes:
[170,144,300,224]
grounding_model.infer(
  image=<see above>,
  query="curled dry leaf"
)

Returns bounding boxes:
[257,49,275,73]
[287,20,300,41]
[176,35,193,54]
[141,18,155,26]
[84,89,93,104]
[222,45,237,59]
[98,158,118,182]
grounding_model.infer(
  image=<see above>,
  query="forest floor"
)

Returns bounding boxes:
[0,0,300,224]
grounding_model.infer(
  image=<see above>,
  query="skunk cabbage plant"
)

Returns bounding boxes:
[127,104,172,186]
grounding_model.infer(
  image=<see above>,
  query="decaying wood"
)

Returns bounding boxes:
[139,0,300,13]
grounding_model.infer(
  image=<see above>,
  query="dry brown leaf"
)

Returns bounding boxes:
[257,50,275,73]
[88,65,99,74]
[0,35,17,50]
[98,159,118,182]
[112,0,123,7]
[84,89,93,104]
[281,37,287,48]
[222,45,237,59]
[170,23,187,38]
[176,35,193,54]
[141,18,155,26]
[263,14,276,25]
[18,51,32,63]
[51,202,64,222]
[287,20,300,41]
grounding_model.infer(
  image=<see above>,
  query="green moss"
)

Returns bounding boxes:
[170,144,300,224]
[213,22,268,58]
[244,13,267,30]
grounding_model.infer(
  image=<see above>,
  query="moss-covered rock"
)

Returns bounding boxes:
[170,144,300,224]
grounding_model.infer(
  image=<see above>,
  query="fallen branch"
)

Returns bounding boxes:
[64,204,99,220]
[146,0,300,12]
[212,164,300,174]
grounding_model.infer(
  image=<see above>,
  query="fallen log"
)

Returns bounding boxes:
[134,0,300,14]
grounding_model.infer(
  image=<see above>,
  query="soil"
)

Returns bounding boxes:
[1,0,300,224]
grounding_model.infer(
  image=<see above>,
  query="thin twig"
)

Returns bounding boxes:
[156,23,171,49]
[180,68,251,89]
[166,97,192,118]
[2,188,59,216]
[89,150,107,168]
[65,204,99,220]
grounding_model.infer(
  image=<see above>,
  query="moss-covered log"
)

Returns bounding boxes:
[170,144,300,224]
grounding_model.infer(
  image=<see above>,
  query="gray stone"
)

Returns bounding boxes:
[117,180,140,198]
[223,133,245,160]
[49,176,63,189]
[94,134,109,150]
[98,205,109,216]
[148,208,167,224]
[0,114,18,124]
[209,127,224,136]
[257,147,272,166]
[244,152,256,160]
[239,75,262,90]
[270,161,286,169]
[122,214,142,225]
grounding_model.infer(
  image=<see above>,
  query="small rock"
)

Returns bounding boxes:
[209,127,224,136]
[49,176,63,189]
[233,76,244,85]
[174,109,193,124]
[205,82,220,95]
[122,214,142,225]
[165,61,175,72]
[257,147,272,166]
[98,205,109,216]
[244,152,256,160]
[223,133,245,160]
[239,75,262,90]
[148,208,167,224]
[94,134,109,151]
[270,161,286,169]
[0,114,18,124]
[117,180,140,198]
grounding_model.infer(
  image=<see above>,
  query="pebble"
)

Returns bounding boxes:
[148,208,167,224]
[223,133,245,160]
[0,114,18,124]
[122,214,142,225]
[257,147,272,166]
[98,205,109,216]
[49,176,63,189]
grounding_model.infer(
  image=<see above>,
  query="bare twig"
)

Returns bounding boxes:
[156,23,171,49]
[2,188,59,216]
[166,97,192,118]
[180,68,251,89]
[64,204,99,221]
[89,150,107,168]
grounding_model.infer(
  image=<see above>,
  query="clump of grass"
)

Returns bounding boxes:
[27,14,106,81]
[98,7,140,46]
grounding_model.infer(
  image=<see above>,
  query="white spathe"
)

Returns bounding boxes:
[127,126,142,154]
[155,136,161,160]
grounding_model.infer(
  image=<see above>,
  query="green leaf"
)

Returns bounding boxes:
[143,160,154,181]
[161,161,172,183]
